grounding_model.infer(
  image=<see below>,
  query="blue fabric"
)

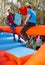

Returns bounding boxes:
[0,32,12,37]
[0,37,15,44]
[0,32,26,50]
[27,9,36,23]
[0,43,26,50]
[14,13,22,25]
[6,47,36,58]
[0,32,26,44]
[0,37,23,44]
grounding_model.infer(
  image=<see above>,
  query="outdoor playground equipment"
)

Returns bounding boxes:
[0,32,26,50]
[0,44,45,65]
[0,47,35,65]
[0,26,45,65]
[0,25,45,50]
[0,5,45,65]
[0,31,35,65]
[24,43,45,65]
[0,26,45,36]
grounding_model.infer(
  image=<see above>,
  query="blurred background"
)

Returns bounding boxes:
[0,0,45,25]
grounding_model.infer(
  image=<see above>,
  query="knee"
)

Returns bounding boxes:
[21,30,25,34]
[21,30,23,34]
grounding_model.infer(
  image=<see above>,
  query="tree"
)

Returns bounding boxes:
[0,0,45,25]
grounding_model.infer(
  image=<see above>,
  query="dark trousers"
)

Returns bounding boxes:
[10,23,17,40]
[21,22,36,41]
[36,46,40,50]
[10,24,20,40]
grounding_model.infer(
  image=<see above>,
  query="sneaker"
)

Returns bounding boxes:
[25,40,28,44]
[18,39,22,43]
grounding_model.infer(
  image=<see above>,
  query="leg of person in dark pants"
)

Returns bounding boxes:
[10,24,15,41]
[21,22,36,47]
[10,24,21,42]
[21,23,30,41]
[21,22,35,41]
[13,24,22,42]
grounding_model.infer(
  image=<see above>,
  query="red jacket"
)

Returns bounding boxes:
[7,13,14,24]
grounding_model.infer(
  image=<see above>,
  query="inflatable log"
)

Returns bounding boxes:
[0,26,45,36]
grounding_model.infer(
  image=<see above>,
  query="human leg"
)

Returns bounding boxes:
[21,22,36,47]
[10,24,15,41]
[21,23,33,41]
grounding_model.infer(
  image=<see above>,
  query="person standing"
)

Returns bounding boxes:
[21,5,36,47]
[36,36,42,50]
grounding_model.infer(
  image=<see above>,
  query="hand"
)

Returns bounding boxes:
[9,23,12,25]
[24,21,27,25]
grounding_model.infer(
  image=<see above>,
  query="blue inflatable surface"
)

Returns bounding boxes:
[0,37,16,44]
[6,47,36,58]
[0,32,12,37]
[0,32,26,50]
[0,43,26,50]
[0,32,26,44]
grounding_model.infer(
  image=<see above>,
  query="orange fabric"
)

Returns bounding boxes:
[5,52,33,65]
[1,60,17,65]
[0,51,6,57]
[0,26,45,35]
[20,54,33,65]
[0,57,9,63]
[24,43,45,65]
[0,26,12,33]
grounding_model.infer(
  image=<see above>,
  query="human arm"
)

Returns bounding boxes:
[24,14,31,24]
[24,10,31,24]
[6,17,12,25]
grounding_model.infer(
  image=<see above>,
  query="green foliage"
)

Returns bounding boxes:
[0,0,45,25]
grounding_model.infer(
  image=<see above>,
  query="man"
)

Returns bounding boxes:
[6,9,16,41]
[21,5,36,46]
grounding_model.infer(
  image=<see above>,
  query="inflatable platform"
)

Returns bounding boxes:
[5,47,35,65]
[0,32,26,50]
[0,26,45,36]
[0,25,45,65]
[0,44,45,65]
[24,44,45,65]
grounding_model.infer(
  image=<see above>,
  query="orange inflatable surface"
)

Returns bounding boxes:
[1,60,17,65]
[24,43,45,65]
[5,52,32,65]
[0,26,45,36]
[0,56,9,63]
[0,51,6,57]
